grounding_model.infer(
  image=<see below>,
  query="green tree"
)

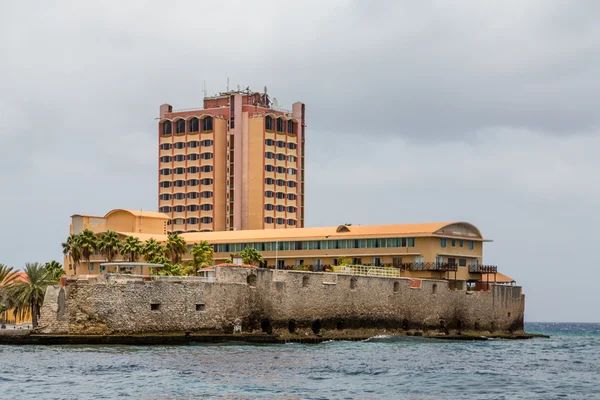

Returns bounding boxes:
[8,263,57,329]
[78,229,98,271]
[142,238,165,263]
[120,236,143,262]
[0,264,17,327]
[44,261,65,281]
[62,234,81,275]
[240,247,264,266]
[165,234,186,265]
[338,257,352,266]
[188,241,214,275]
[98,231,121,263]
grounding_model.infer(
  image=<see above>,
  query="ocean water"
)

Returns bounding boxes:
[0,323,598,400]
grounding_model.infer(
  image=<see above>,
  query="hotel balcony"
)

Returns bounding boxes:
[469,265,498,274]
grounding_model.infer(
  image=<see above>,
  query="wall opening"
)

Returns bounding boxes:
[393,282,400,293]
[288,319,296,334]
[196,304,206,312]
[247,274,257,287]
[350,277,357,290]
[432,283,438,294]
[336,319,345,330]
[150,303,160,311]
[312,319,321,334]
[507,312,511,318]
[302,276,309,287]
[261,319,272,334]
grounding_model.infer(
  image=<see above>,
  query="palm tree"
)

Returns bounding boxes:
[0,264,17,328]
[189,241,214,275]
[240,247,264,266]
[44,261,65,281]
[62,234,82,275]
[120,236,143,262]
[98,231,121,263]
[165,234,186,265]
[8,263,57,329]
[78,229,98,271]
[142,238,165,263]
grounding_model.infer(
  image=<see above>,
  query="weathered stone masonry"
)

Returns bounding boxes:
[38,267,525,335]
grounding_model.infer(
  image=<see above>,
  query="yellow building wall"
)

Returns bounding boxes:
[105,211,137,232]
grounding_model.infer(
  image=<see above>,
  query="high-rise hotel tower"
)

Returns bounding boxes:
[158,88,305,233]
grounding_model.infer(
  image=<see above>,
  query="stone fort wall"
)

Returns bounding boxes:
[38,267,525,335]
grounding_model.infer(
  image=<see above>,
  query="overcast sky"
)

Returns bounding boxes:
[1,0,599,322]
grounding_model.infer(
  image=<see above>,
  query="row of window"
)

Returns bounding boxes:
[265,165,297,174]
[265,116,295,134]
[264,217,297,225]
[160,167,214,176]
[160,204,214,212]
[160,154,210,162]
[160,140,213,150]
[265,204,296,212]
[263,179,297,188]
[440,238,474,250]
[160,191,212,199]
[168,217,213,225]
[213,237,416,254]
[159,179,213,187]
[265,139,297,150]
[265,191,298,199]
[161,117,213,135]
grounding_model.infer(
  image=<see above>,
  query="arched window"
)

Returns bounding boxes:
[276,205,285,212]
[265,191,274,198]
[173,193,185,200]
[174,142,185,149]
[287,181,297,188]
[200,165,213,172]
[200,178,213,185]
[162,121,172,135]
[187,179,199,186]
[174,154,185,162]
[265,178,274,184]
[187,218,199,224]
[287,120,295,134]
[188,141,200,148]
[265,138,274,146]
[160,194,172,201]
[173,180,185,187]
[287,219,296,226]
[265,165,275,172]
[160,168,172,176]
[188,117,199,133]
[173,205,185,212]
[160,156,172,163]
[201,139,213,146]
[265,152,275,159]
[276,118,285,133]
[265,204,274,211]
[188,166,200,173]
[159,206,171,213]
[287,206,296,213]
[288,143,297,150]
[202,116,213,132]
[201,153,213,160]
[175,119,185,134]
[264,216,274,224]
[276,141,286,148]
[200,204,213,211]
[200,216,213,224]
[160,143,172,150]
[187,192,199,199]
[276,218,285,225]
[160,181,172,188]
[187,205,199,212]
[200,191,213,198]
[265,116,274,131]
[174,167,185,174]
[188,154,200,161]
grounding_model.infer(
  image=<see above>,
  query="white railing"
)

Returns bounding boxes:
[331,265,401,278]
[104,274,215,282]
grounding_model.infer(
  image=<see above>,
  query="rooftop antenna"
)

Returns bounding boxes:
[237,84,240,92]
[202,81,207,97]
[227,77,229,92]
[272,97,279,109]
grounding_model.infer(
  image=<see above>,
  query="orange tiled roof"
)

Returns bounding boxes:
[1,271,28,285]
[481,272,515,284]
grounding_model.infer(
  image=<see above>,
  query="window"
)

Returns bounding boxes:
[287,193,297,200]
[202,116,213,131]
[468,241,474,250]
[276,205,285,212]
[459,258,467,267]
[187,179,199,186]
[162,121,172,135]
[175,119,185,134]
[287,181,297,188]
[265,152,275,159]
[160,168,171,176]
[288,143,297,150]
[188,154,200,161]
[287,168,297,175]
[160,156,172,163]
[173,193,185,200]
[353,258,362,265]
[373,257,382,266]
[188,141,199,148]
[264,216,274,223]
[173,205,185,212]
[435,256,444,266]
[276,118,285,132]
[287,155,297,162]
[276,153,286,161]
[447,257,456,266]
[160,143,172,150]
[200,217,213,224]
[200,178,213,185]
[187,218,199,224]
[265,165,275,172]
[188,117,199,132]
[276,140,286,148]
[201,153,213,160]
[287,120,295,134]
[265,116,274,131]
[200,165,213,172]
[160,181,172,188]
[265,204,274,211]
[174,167,185,174]
[276,166,286,173]
[451,239,456,247]
[160,193,172,200]
[188,192,199,199]
[265,177,274,184]
[174,142,185,149]
[159,206,171,213]
[201,139,213,146]
[287,206,296,213]
[174,154,185,162]
[265,138,274,146]
[276,192,285,199]
[459,240,464,248]
[276,218,285,225]
[392,257,402,267]
[200,204,213,211]
[441,238,447,248]
[151,303,160,310]
[200,191,213,198]
[287,219,296,226]
[276,179,285,186]
[187,166,199,174]
[265,191,274,198]
[173,180,185,187]
[408,238,415,247]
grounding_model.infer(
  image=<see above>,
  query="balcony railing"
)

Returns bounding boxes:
[399,262,458,272]
[469,265,498,274]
